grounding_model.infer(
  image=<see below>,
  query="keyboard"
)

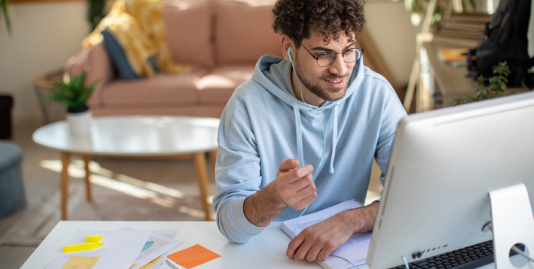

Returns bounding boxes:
[389,240,494,269]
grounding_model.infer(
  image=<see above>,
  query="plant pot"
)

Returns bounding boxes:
[66,109,92,137]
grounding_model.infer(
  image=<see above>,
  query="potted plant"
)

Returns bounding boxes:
[45,73,98,136]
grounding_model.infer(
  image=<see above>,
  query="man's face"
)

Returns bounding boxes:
[293,30,358,102]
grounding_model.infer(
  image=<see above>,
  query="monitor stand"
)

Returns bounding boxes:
[489,183,534,268]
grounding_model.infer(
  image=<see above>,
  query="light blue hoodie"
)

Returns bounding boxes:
[213,55,406,243]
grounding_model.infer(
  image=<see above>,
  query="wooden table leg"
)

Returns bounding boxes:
[61,152,71,220]
[209,150,217,169]
[194,152,212,221]
[83,155,93,202]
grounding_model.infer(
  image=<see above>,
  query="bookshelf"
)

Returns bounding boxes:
[419,42,528,110]
[412,12,528,112]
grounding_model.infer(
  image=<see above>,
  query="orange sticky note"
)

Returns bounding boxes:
[167,244,221,269]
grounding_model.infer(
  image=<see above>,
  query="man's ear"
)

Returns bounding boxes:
[281,35,293,62]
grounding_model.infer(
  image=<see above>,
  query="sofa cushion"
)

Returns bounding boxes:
[102,70,207,107]
[196,65,255,105]
[214,1,282,65]
[163,0,214,68]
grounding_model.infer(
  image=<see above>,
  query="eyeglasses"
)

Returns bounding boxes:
[300,44,364,67]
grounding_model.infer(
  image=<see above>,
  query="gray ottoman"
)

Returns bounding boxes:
[0,140,25,218]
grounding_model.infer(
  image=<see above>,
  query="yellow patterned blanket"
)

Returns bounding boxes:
[83,0,190,77]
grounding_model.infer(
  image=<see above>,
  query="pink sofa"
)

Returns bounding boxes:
[66,0,282,118]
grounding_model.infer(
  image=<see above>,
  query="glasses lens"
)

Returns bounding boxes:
[316,49,361,66]
[343,48,359,63]
[317,52,335,67]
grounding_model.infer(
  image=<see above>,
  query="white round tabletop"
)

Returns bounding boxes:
[32,116,220,156]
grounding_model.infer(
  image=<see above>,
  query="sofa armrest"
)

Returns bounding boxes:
[64,43,114,109]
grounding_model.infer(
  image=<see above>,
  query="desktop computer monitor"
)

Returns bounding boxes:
[366,91,534,269]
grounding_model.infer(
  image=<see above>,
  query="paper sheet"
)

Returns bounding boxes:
[167,244,221,269]
[120,227,182,269]
[280,199,372,269]
[138,229,178,269]
[62,256,100,269]
[45,230,151,269]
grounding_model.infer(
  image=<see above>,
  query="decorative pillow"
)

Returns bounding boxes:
[101,29,158,80]
[101,29,137,80]
[83,0,191,79]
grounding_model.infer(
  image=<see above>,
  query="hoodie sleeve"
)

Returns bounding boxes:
[212,91,267,243]
[375,83,407,185]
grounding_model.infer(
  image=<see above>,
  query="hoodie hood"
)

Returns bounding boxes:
[251,55,365,174]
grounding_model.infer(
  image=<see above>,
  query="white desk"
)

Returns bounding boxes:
[21,221,502,269]
[20,221,320,269]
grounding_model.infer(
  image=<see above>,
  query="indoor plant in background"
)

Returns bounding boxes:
[451,62,511,105]
[404,0,477,27]
[1,0,11,36]
[45,73,98,136]
[88,0,106,31]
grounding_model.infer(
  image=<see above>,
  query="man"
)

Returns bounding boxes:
[212,0,406,263]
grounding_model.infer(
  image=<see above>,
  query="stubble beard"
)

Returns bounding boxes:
[294,59,351,102]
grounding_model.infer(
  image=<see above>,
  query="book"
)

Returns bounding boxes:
[280,199,372,269]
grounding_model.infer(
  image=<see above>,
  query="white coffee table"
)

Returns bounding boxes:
[32,116,219,221]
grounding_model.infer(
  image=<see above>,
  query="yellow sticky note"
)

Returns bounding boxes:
[168,244,220,269]
[62,256,100,269]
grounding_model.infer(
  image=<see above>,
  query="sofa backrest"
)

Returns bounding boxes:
[163,0,215,68]
[162,0,282,68]
[214,0,282,65]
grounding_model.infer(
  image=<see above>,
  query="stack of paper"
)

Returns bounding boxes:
[280,199,372,269]
[45,227,182,269]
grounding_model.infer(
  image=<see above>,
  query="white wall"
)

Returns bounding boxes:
[0,1,416,127]
[0,2,89,126]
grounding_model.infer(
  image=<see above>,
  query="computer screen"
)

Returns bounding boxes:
[366,91,534,269]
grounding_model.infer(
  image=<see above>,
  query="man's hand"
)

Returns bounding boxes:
[287,201,380,262]
[275,159,316,210]
[243,158,316,227]
[287,212,353,262]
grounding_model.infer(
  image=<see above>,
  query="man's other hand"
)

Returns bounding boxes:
[286,212,352,262]
[286,201,379,262]
[275,159,316,210]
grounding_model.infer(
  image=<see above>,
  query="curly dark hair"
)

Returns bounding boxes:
[272,0,366,48]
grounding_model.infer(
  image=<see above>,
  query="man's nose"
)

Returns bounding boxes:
[328,54,347,76]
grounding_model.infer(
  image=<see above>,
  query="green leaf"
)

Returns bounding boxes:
[45,72,98,108]
[489,77,500,83]
[1,0,12,37]
[73,74,84,92]
[499,81,506,91]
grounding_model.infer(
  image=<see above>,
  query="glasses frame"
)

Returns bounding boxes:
[300,44,364,67]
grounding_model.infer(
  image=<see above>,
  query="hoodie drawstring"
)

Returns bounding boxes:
[292,102,338,174]
[329,103,339,174]
[293,104,304,168]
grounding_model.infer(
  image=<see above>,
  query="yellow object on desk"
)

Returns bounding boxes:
[62,256,100,269]
[63,242,105,252]
[84,234,102,243]
[63,234,105,252]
